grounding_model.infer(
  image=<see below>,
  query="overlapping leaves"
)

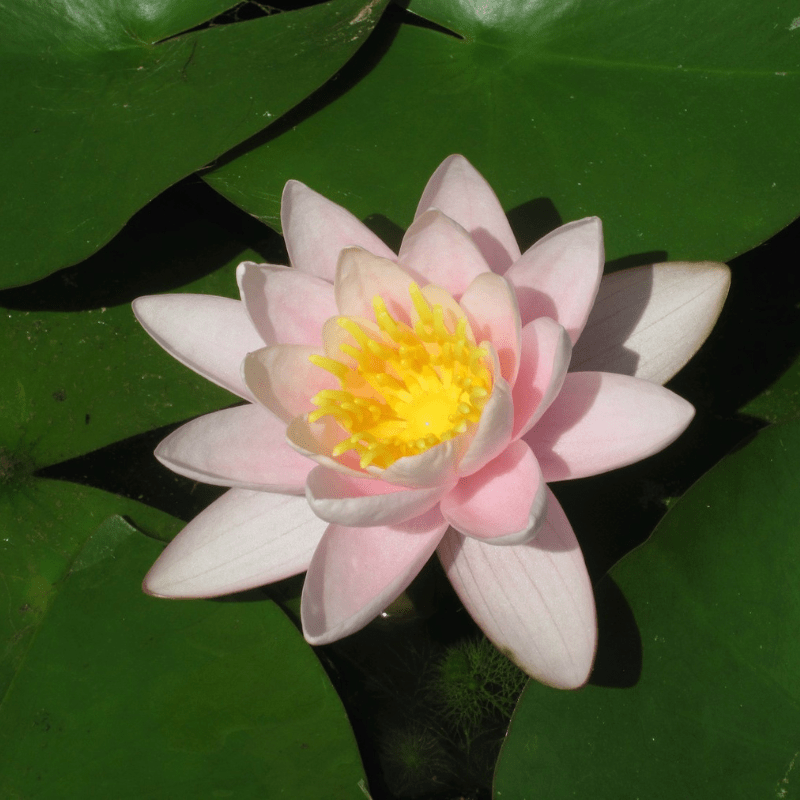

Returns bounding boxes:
[0,0,387,287]
[205,0,800,264]
[0,516,364,798]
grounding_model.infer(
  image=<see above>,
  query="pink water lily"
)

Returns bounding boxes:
[134,155,730,689]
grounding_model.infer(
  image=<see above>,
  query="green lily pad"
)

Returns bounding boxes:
[0,190,263,468]
[0,479,182,698]
[0,192,260,694]
[205,0,800,263]
[0,0,387,288]
[494,417,800,798]
[0,515,365,798]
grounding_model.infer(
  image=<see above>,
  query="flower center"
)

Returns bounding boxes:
[308,283,493,470]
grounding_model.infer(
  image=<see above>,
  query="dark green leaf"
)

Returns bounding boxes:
[0,515,365,798]
[205,0,800,263]
[0,479,181,698]
[494,417,800,798]
[0,0,387,287]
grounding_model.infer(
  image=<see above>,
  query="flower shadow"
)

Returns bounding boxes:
[588,574,642,688]
[528,373,604,483]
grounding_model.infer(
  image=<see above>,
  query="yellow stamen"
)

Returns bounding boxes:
[308,282,492,469]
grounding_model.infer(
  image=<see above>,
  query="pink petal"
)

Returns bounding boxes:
[236,261,337,347]
[155,404,312,493]
[438,488,596,689]
[143,489,327,598]
[504,218,604,341]
[397,209,491,296]
[459,272,522,384]
[301,507,449,645]
[526,372,695,481]
[415,155,521,273]
[306,465,452,527]
[458,349,514,476]
[335,247,417,322]
[512,317,573,440]
[133,294,264,400]
[242,345,337,423]
[281,180,396,281]
[571,261,731,384]
[441,440,547,546]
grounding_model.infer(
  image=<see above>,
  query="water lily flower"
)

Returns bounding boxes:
[134,155,730,689]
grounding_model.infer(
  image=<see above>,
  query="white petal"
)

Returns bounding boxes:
[571,261,731,384]
[133,294,263,400]
[143,489,327,598]
[154,404,311,493]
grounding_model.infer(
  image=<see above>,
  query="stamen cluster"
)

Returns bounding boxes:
[309,283,492,469]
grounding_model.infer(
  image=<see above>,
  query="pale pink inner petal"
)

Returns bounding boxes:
[320,315,382,369]
[571,261,731,384]
[457,348,514,477]
[459,272,522,385]
[306,465,452,527]
[242,345,337,423]
[504,217,604,341]
[133,294,264,400]
[415,154,521,273]
[236,261,337,347]
[398,209,491,297]
[143,489,327,599]
[512,317,573,440]
[441,440,547,546]
[368,436,465,489]
[418,284,471,337]
[286,416,366,477]
[281,180,396,281]
[155,404,312,493]
[525,372,695,481]
[438,488,597,689]
[335,247,417,322]
[301,507,449,645]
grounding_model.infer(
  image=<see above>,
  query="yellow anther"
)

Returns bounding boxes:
[308,354,349,381]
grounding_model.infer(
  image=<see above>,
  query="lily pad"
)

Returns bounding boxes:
[0,479,181,698]
[205,0,800,263]
[0,0,387,288]
[493,416,800,798]
[0,515,365,798]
